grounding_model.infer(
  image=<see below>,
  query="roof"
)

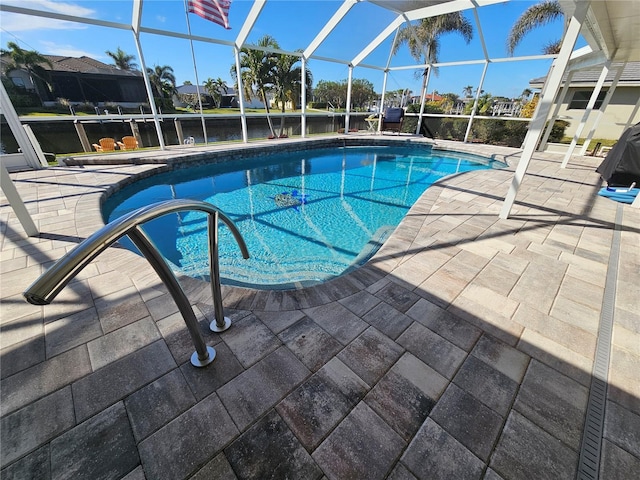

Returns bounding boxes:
[45,55,142,77]
[529,61,640,88]
[0,53,143,78]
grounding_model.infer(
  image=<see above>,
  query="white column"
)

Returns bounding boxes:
[344,65,353,134]
[0,81,44,169]
[538,70,574,151]
[132,0,166,149]
[301,56,307,138]
[0,162,39,236]
[579,64,624,155]
[464,3,490,142]
[561,61,610,167]
[234,47,248,143]
[464,61,489,143]
[622,95,640,131]
[415,66,432,135]
[378,69,389,134]
[500,2,589,219]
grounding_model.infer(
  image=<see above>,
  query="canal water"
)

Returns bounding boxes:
[1,114,368,155]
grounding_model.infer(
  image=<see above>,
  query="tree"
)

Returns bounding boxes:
[393,13,473,101]
[312,79,375,111]
[146,64,176,98]
[204,77,228,108]
[506,0,564,55]
[105,47,138,70]
[1,41,53,102]
[462,85,473,98]
[271,51,312,136]
[463,92,493,115]
[520,88,532,101]
[439,92,459,113]
[520,94,539,118]
[232,34,279,137]
[350,79,377,110]
[313,80,345,109]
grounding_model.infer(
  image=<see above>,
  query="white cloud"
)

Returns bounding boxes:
[4,0,95,17]
[38,41,102,59]
[1,12,87,32]
[1,1,95,32]
[156,15,167,23]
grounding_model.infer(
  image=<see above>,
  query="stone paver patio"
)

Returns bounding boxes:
[1,137,638,479]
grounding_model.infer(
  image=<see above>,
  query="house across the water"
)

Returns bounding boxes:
[1,54,147,108]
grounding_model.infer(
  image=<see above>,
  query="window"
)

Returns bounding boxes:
[11,77,25,88]
[568,90,606,109]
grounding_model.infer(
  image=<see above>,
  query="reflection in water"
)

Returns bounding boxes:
[104,146,503,289]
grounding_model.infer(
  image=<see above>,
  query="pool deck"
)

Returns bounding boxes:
[1,136,638,479]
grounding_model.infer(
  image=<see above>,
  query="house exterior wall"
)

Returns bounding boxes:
[555,86,640,140]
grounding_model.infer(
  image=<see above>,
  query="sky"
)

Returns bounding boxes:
[0,0,586,100]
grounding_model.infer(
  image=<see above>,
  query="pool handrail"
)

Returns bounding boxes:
[23,199,249,367]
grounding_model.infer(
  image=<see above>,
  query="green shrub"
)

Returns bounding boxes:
[154,97,175,112]
[2,78,41,107]
[434,118,467,141]
[548,120,569,143]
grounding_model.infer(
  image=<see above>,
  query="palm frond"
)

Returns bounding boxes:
[542,39,562,55]
[506,0,563,55]
[394,12,473,65]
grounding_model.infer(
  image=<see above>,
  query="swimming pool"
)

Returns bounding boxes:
[103,145,505,289]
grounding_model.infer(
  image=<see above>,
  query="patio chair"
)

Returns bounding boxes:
[92,138,116,152]
[381,108,404,134]
[117,136,139,151]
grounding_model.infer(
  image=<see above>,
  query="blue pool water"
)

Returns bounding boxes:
[103,145,505,289]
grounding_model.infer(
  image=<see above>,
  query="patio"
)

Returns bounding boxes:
[1,137,638,479]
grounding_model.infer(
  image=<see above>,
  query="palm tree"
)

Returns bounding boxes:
[271,51,312,136]
[1,41,53,101]
[105,47,138,70]
[462,85,473,98]
[232,35,279,137]
[393,13,473,101]
[506,0,564,55]
[146,64,176,98]
[204,77,228,108]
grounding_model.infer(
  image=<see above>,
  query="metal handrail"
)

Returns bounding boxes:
[23,199,249,367]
